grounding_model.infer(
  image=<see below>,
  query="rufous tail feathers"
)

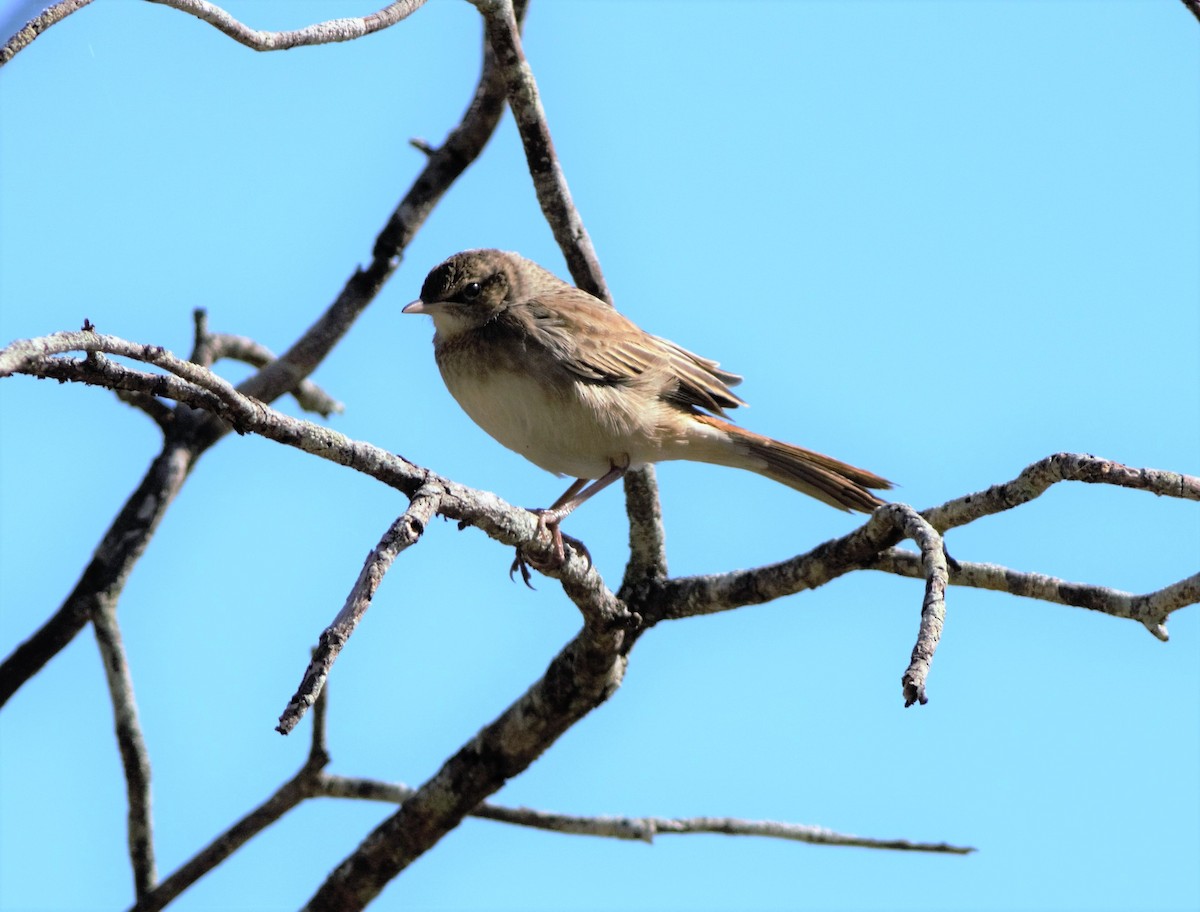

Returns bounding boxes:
[696,415,892,513]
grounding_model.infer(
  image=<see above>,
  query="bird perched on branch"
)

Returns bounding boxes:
[404,249,891,576]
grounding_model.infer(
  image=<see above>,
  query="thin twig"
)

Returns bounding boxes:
[867,550,1195,642]
[303,619,632,912]
[91,601,156,898]
[878,504,949,707]
[0,438,197,709]
[0,331,266,429]
[470,0,609,302]
[465,0,673,601]
[15,353,229,420]
[0,23,509,707]
[143,0,427,51]
[277,489,442,734]
[9,335,1197,647]
[225,0,511,420]
[924,453,1200,533]
[5,335,621,616]
[315,774,974,853]
[129,693,331,912]
[206,333,343,417]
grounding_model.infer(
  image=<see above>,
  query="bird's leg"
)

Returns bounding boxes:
[536,464,628,560]
[510,464,628,582]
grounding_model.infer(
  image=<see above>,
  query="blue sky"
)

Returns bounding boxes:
[1,1,1198,911]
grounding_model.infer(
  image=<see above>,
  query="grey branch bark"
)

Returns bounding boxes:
[1,0,427,64]
[3,3,1195,909]
[0,7,510,709]
[316,774,974,853]
[466,0,671,587]
[469,0,608,302]
[0,0,95,66]
[4,329,1193,912]
[276,489,443,734]
[92,600,156,898]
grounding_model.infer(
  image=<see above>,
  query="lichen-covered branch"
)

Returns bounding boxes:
[923,453,1200,534]
[0,15,510,707]
[145,0,426,52]
[883,505,950,708]
[276,489,443,734]
[0,0,95,67]
[619,463,669,594]
[303,618,632,912]
[0,439,196,708]
[5,331,1194,910]
[469,0,608,301]
[1,0,425,67]
[465,0,676,593]
[867,550,1196,642]
[2,333,620,613]
[91,602,156,898]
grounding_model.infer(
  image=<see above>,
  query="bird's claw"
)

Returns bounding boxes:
[507,511,591,586]
[509,551,536,588]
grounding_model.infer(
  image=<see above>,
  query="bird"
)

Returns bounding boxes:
[403,249,892,575]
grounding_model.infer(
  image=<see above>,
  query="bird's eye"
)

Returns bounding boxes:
[461,282,483,301]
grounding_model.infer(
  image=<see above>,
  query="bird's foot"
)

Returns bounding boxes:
[507,511,591,587]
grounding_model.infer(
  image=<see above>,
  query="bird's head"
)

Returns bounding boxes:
[403,248,536,337]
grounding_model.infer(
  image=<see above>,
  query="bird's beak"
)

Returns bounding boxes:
[402,299,427,314]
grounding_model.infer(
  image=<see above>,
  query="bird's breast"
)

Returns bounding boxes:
[433,332,671,480]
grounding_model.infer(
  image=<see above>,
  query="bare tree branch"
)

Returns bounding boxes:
[466,0,674,591]
[5,332,1194,910]
[316,774,974,854]
[0,0,94,66]
[0,331,269,425]
[9,333,1196,653]
[0,15,510,707]
[0,437,196,708]
[303,617,632,912]
[619,463,669,594]
[644,506,915,624]
[91,601,156,899]
[640,816,972,854]
[1,0,427,65]
[868,550,1195,642]
[128,707,331,912]
[143,0,427,52]
[883,504,950,708]
[2,333,619,609]
[469,0,608,301]
[924,453,1200,533]
[180,310,341,416]
[205,333,343,417]
[220,1,513,423]
[277,488,443,735]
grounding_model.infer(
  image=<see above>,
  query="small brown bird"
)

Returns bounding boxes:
[404,249,891,569]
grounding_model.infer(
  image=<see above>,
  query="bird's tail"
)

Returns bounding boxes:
[694,415,892,513]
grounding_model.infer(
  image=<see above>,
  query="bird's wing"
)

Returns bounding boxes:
[524,289,747,417]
